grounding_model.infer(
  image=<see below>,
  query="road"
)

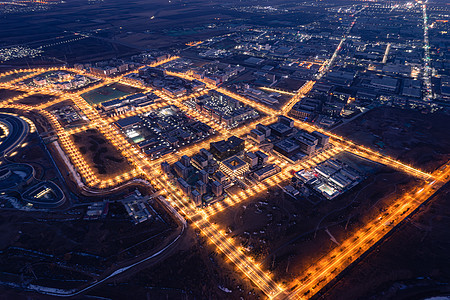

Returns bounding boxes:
[0,35,442,300]
[283,162,450,299]
[0,112,29,157]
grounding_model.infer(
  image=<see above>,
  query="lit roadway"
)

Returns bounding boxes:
[0,33,440,299]
[283,163,450,299]
[0,112,29,157]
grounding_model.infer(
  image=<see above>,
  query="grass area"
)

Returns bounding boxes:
[81,83,143,105]
[72,129,133,178]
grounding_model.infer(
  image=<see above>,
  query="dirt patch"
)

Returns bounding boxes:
[0,89,24,101]
[72,129,133,178]
[210,153,418,283]
[16,94,55,106]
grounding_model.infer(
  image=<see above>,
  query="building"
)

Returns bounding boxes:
[199,169,208,183]
[278,115,294,127]
[192,154,208,169]
[214,171,226,183]
[115,116,142,130]
[249,129,265,143]
[200,148,213,160]
[244,152,258,168]
[290,131,318,156]
[180,155,191,167]
[161,161,171,174]
[212,180,223,196]
[220,156,249,178]
[177,177,191,195]
[255,151,268,164]
[210,136,245,161]
[191,190,202,206]
[196,180,207,195]
[174,161,189,179]
[253,164,281,181]
[312,131,330,148]
[370,77,398,92]
[274,139,300,156]
[269,122,293,136]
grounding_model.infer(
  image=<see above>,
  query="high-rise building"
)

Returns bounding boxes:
[210,136,245,161]
[200,148,213,160]
[174,161,188,179]
[196,180,207,195]
[249,129,265,143]
[255,151,268,165]
[191,190,202,206]
[278,115,294,128]
[244,152,258,168]
[177,177,191,195]
[161,161,171,174]
[214,171,226,183]
[199,169,208,184]
[312,131,330,148]
[180,155,191,167]
[212,180,223,197]
[256,124,271,137]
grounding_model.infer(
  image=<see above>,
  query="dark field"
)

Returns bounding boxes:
[72,129,133,178]
[333,107,450,172]
[210,152,419,283]
[0,0,321,64]
[320,184,450,300]
[0,89,23,101]
[16,94,54,106]
[0,72,33,83]
[88,227,264,300]
[0,201,175,291]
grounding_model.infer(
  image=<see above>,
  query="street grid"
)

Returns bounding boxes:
[0,13,448,299]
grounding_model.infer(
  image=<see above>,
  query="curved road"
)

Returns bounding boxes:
[0,113,29,157]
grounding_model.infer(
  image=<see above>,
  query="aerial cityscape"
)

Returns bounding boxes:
[0,0,449,299]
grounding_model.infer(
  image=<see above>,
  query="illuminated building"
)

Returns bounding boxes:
[219,155,249,179]
[210,136,245,161]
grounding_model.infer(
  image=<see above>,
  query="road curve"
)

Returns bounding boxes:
[0,113,29,157]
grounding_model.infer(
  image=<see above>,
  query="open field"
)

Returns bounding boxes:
[320,184,450,300]
[72,129,133,178]
[16,94,55,106]
[81,83,143,105]
[210,152,419,283]
[88,227,264,300]
[333,107,450,172]
[0,89,23,101]
[0,200,175,291]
